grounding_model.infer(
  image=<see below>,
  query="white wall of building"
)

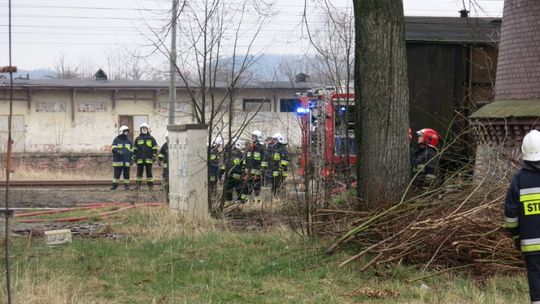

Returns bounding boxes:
[211,89,303,147]
[1,86,304,153]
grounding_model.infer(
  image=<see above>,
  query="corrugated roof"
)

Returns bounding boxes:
[470,100,540,119]
[405,16,501,43]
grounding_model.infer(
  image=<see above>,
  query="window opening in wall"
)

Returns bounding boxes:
[242,98,271,112]
[334,105,356,156]
[279,98,301,112]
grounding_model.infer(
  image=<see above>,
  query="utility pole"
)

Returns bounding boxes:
[168,0,178,125]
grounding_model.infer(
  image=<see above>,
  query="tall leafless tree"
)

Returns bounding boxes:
[50,53,81,79]
[103,48,147,80]
[305,1,354,92]
[308,2,355,187]
[148,0,274,214]
[297,0,356,234]
[49,49,150,80]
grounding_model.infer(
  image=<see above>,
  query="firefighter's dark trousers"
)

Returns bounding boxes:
[263,170,272,187]
[209,166,220,194]
[224,178,246,202]
[247,177,261,197]
[271,176,284,195]
[136,164,154,186]
[525,254,540,303]
[209,178,218,195]
[113,167,130,184]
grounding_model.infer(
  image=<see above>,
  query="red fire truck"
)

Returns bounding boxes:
[296,89,356,180]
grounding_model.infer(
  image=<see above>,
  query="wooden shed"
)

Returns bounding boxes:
[405,16,501,164]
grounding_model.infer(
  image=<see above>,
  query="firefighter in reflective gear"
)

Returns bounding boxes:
[158,132,169,194]
[111,125,133,190]
[505,129,540,303]
[268,133,289,195]
[222,139,247,203]
[244,130,265,199]
[133,123,159,190]
[411,128,439,188]
[209,137,223,194]
[261,136,274,187]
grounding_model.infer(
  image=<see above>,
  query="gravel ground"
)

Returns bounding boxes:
[0,187,167,237]
[0,187,166,207]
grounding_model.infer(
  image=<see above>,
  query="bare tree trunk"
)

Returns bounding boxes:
[354,0,410,208]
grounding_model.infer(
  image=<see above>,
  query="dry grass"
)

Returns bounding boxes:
[1,162,110,181]
[0,155,127,180]
[105,206,217,240]
[1,204,531,303]
[238,195,289,213]
[5,269,96,304]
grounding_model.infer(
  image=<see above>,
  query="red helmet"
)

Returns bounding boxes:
[416,128,440,148]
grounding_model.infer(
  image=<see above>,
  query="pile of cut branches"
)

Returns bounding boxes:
[317,177,524,277]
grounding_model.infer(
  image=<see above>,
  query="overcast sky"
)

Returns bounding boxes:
[1,0,504,71]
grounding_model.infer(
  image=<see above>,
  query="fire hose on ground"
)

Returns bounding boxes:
[14,202,164,223]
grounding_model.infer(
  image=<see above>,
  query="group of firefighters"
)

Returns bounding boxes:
[109,123,290,203]
[110,123,160,190]
[111,121,441,193]
[209,130,290,203]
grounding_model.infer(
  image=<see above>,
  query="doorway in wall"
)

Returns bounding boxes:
[118,115,148,142]
[0,115,25,153]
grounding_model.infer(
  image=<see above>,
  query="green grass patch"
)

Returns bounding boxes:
[330,189,357,206]
[3,229,530,304]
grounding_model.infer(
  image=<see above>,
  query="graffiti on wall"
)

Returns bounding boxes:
[77,102,107,112]
[158,102,189,113]
[36,102,66,112]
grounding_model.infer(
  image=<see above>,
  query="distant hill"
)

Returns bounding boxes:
[9,68,55,79]
[15,54,307,81]
[251,54,305,80]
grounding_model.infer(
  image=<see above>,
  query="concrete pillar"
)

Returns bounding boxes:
[167,124,208,218]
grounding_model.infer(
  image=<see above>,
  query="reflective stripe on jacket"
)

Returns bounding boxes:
[111,134,133,167]
[505,163,540,254]
[133,133,158,163]
[245,142,265,177]
[223,148,244,179]
[209,146,221,179]
[267,143,289,174]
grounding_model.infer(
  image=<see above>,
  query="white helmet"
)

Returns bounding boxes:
[118,125,129,135]
[234,139,246,150]
[165,131,169,139]
[251,130,263,142]
[272,133,287,144]
[522,130,540,161]
[140,122,150,131]
[212,136,223,147]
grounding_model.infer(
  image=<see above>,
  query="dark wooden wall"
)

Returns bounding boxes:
[406,42,498,168]
[406,43,467,137]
